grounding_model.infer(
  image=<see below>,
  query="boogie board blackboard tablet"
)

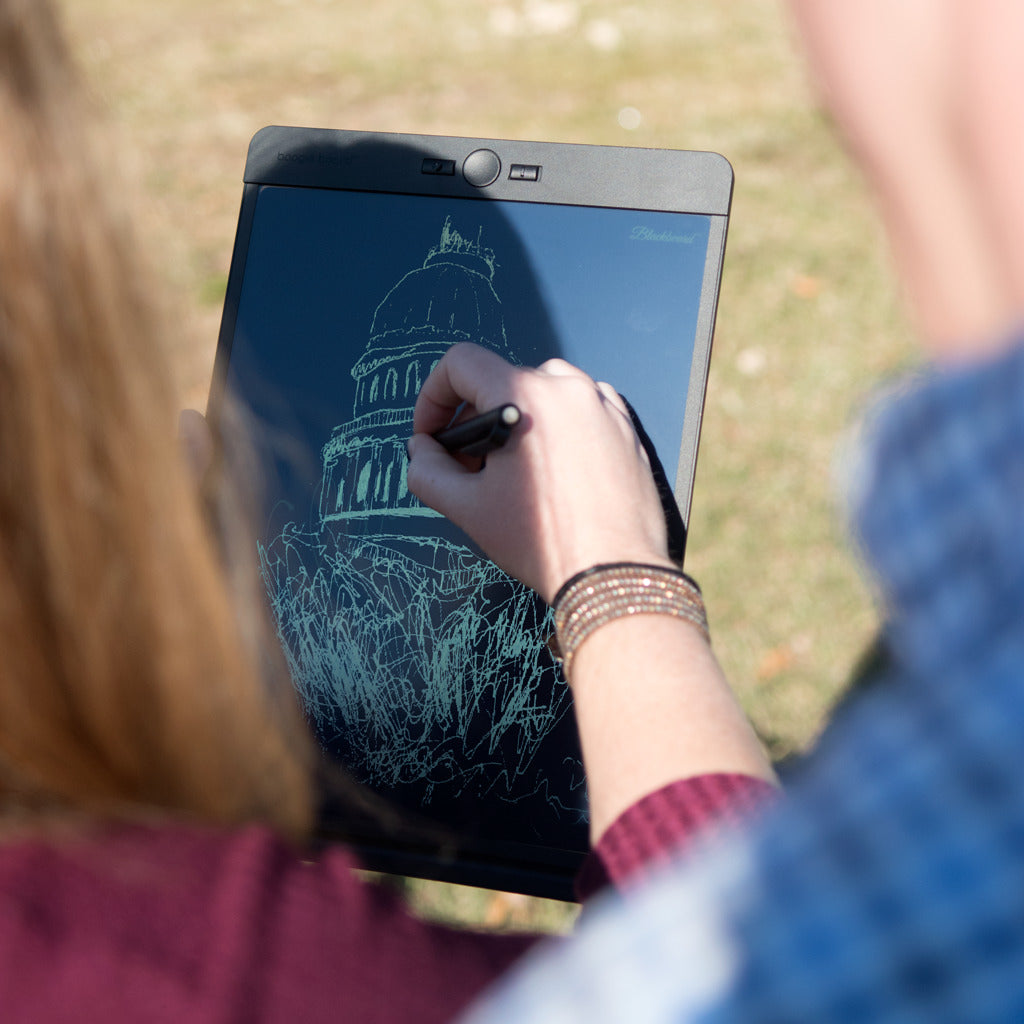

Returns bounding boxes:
[209,126,732,900]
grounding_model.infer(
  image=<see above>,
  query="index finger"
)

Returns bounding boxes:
[412,343,519,434]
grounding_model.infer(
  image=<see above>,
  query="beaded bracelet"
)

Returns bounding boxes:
[552,562,710,679]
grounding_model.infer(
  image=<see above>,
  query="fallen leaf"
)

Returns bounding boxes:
[484,891,531,928]
[791,274,822,299]
[757,644,796,681]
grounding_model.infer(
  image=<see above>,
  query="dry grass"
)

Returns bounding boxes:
[59,0,917,926]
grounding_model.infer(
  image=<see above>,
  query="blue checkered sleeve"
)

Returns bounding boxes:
[463,338,1024,1023]
[853,340,1024,676]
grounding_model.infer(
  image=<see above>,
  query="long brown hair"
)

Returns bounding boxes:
[0,0,314,839]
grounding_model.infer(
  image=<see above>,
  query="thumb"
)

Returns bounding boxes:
[405,433,477,522]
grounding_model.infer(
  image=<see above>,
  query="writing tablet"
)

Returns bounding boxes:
[209,126,732,900]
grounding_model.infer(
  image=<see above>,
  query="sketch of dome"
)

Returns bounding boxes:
[320,218,514,523]
[361,224,510,369]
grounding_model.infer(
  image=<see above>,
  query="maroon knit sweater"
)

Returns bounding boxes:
[0,774,775,1023]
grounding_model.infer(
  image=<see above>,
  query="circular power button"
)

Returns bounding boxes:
[463,149,501,187]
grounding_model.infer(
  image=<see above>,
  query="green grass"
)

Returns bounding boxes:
[61,0,918,927]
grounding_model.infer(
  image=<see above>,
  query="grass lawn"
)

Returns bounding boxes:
[60,0,918,928]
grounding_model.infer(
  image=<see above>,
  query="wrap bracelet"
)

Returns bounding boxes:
[552,562,710,680]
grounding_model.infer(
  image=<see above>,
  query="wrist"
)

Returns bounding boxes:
[552,562,709,681]
[549,547,678,605]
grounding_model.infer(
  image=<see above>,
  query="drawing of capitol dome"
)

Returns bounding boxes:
[320,218,516,523]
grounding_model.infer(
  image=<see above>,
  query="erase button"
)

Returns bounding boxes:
[463,149,501,187]
[509,164,541,182]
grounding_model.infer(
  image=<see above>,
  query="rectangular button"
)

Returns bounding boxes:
[421,158,456,176]
[509,164,541,182]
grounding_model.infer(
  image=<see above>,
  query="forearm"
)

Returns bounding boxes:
[567,614,777,843]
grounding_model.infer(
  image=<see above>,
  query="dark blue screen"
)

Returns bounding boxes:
[227,185,711,858]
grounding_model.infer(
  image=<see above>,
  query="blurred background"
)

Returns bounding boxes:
[60,0,916,924]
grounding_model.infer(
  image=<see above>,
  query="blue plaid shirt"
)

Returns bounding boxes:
[464,336,1024,1023]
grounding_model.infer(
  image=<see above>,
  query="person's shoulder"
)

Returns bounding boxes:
[0,820,534,1024]
[0,821,366,1021]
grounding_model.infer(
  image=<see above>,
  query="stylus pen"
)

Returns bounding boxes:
[433,404,521,458]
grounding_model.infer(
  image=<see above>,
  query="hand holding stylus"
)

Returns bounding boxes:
[406,342,674,604]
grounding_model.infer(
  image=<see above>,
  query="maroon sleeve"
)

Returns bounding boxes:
[575,773,780,899]
[0,825,537,1024]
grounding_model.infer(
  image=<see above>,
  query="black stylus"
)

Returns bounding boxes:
[432,404,522,458]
